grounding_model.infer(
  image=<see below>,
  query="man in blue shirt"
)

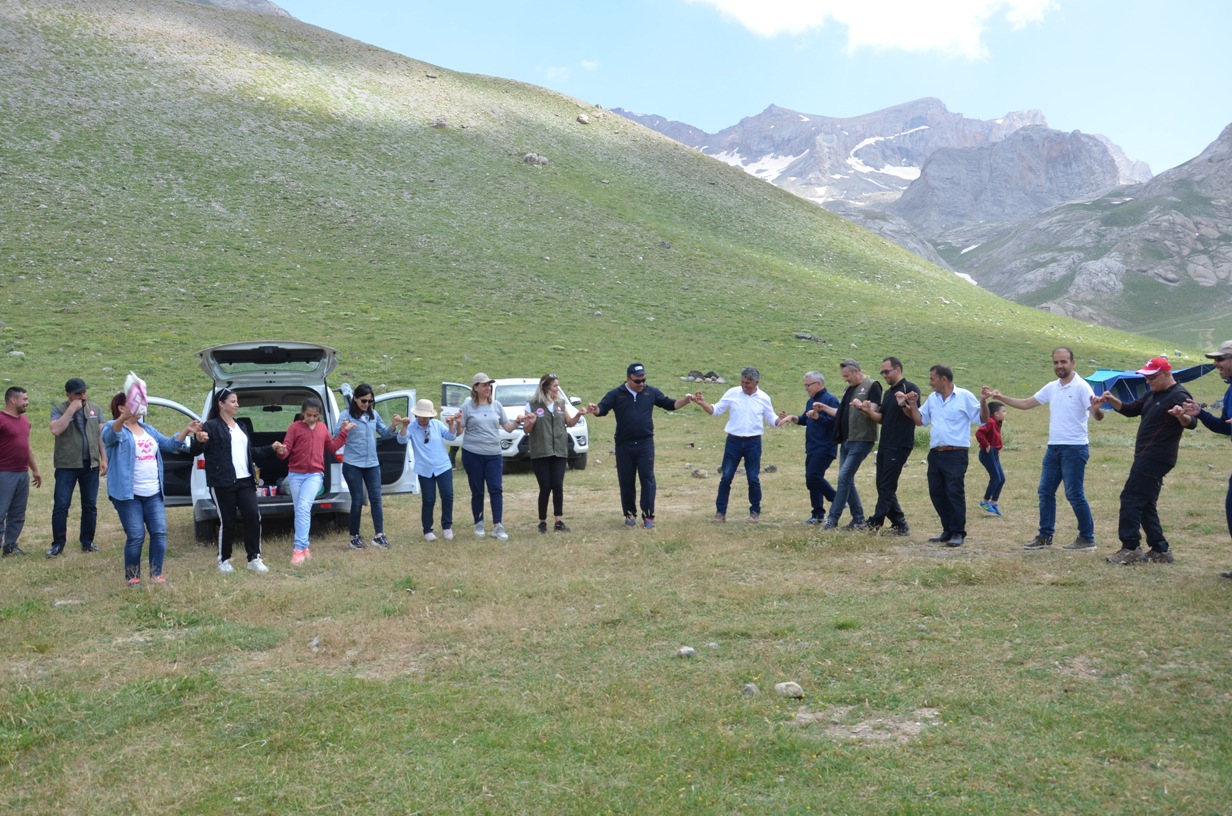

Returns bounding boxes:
[779,371,839,524]
[1178,340,1232,575]
[590,363,696,529]
[900,365,983,547]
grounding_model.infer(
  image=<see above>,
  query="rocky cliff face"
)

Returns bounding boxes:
[945,123,1232,339]
[888,126,1123,236]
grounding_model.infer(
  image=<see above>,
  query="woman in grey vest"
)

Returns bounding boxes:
[522,374,589,533]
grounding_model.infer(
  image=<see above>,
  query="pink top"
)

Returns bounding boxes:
[278,420,348,474]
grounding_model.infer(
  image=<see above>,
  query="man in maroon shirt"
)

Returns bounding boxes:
[1,387,43,557]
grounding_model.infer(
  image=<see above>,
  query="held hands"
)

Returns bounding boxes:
[194,430,210,444]
[1177,399,1202,417]
[586,402,599,414]
[340,420,357,434]
[272,441,288,456]
[392,414,412,430]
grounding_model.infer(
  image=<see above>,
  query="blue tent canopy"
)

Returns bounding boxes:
[1085,364,1214,404]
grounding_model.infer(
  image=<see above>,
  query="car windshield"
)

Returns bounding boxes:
[494,384,537,406]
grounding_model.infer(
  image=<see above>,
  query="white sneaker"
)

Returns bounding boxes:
[493,523,509,541]
[424,531,437,542]
[246,556,269,573]
[474,521,486,538]
[217,559,234,574]
[443,529,454,541]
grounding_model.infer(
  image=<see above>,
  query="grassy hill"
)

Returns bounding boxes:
[3,2,1231,814]
[0,0,1198,410]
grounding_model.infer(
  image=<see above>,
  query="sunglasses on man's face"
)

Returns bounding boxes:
[631,378,646,384]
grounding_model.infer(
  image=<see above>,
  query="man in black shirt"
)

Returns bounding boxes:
[1097,357,1194,564]
[857,357,921,535]
[589,363,697,529]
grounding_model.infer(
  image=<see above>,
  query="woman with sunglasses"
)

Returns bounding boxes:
[336,383,408,550]
[520,374,589,533]
[446,373,521,541]
[400,398,457,541]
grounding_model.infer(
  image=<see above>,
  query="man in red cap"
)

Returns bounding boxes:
[1177,340,1232,578]
[1096,357,1194,564]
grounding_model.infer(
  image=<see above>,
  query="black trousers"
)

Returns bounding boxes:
[210,478,262,563]
[532,456,567,520]
[614,439,656,519]
[927,448,968,537]
[804,452,836,519]
[871,445,912,528]
[1117,461,1171,551]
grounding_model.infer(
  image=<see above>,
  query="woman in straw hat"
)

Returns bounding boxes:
[403,398,458,542]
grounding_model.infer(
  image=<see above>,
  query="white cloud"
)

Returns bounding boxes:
[580,59,600,71]
[684,0,1057,59]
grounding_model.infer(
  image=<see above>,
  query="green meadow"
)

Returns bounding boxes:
[1,1,1230,813]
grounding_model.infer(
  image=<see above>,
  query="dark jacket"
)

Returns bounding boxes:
[800,389,839,457]
[189,416,277,488]
[1118,382,1192,471]
[595,384,679,445]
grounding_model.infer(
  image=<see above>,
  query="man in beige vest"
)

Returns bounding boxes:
[47,377,107,557]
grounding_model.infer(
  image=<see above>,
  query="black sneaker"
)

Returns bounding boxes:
[538,521,548,534]
[370,533,390,549]
[1106,547,1145,565]
[1143,549,1174,564]
[889,525,911,537]
[842,519,867,531]
[45,543,65,558]
[2,546,27,557]
[1062,537,1096,551]
[1024,535,1053,550]
[554,521,571,533]
[927,533,950,543]
[348,534,365,550]
[81,543,100,553]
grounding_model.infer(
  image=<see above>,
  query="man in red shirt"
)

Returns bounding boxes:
[1,387,43,557]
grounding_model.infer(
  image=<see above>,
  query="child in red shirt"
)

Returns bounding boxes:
[276,398,353,564]
[977,401,1006,516]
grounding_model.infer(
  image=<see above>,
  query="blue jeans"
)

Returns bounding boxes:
[461,449,503,524]
[343,463,384,536]
[826,441,873,525]
[716,435,762,515]
[418,471,454,534]
[52,466,100,549]
[979,448,1005,502]
[112,493,167,580]
[287,471,323,551]
[1037,444,1094,540]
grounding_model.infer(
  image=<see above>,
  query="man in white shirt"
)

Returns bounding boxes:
[696,367,780,522]
[987,347,1104,551]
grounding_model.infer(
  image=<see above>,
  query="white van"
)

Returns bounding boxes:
[147,341,418,541]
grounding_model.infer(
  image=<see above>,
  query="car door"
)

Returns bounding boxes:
[145,397,201,507]
[373,390,419,495]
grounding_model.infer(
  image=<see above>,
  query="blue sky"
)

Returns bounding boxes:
[274,0,1230,174]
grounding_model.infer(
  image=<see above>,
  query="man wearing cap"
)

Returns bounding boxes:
[986,347,1105,552]
[1177,340,1232,577]
[899,365,983,547]
[1099,357,1194,565]
[589,363,696,529]
[1,387,42,557]
[47,378,107,557]
[695,366,780,522]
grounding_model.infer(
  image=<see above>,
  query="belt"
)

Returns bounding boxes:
[728,434,762,440]
[932,445,967,452]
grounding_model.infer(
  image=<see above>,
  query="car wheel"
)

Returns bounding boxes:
[194,519,217,543]
[568,452,588,471]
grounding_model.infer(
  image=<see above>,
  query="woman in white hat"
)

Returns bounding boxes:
[446,373,521,540]
[403,398,457,541]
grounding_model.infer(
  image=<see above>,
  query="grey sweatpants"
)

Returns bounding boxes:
[0,471,31,550]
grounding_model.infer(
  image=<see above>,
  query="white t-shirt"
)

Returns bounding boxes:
[1033,376,1096,445]
[131,427,161,497]
[229,424,251,479]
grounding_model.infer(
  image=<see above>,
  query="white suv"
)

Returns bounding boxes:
[147,341,419,541]
[439,378,589,470]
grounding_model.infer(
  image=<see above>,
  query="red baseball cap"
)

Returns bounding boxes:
[1136,357,1172,376]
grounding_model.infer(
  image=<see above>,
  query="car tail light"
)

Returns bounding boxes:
[336,453,344,462]
[196,459,205,469]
